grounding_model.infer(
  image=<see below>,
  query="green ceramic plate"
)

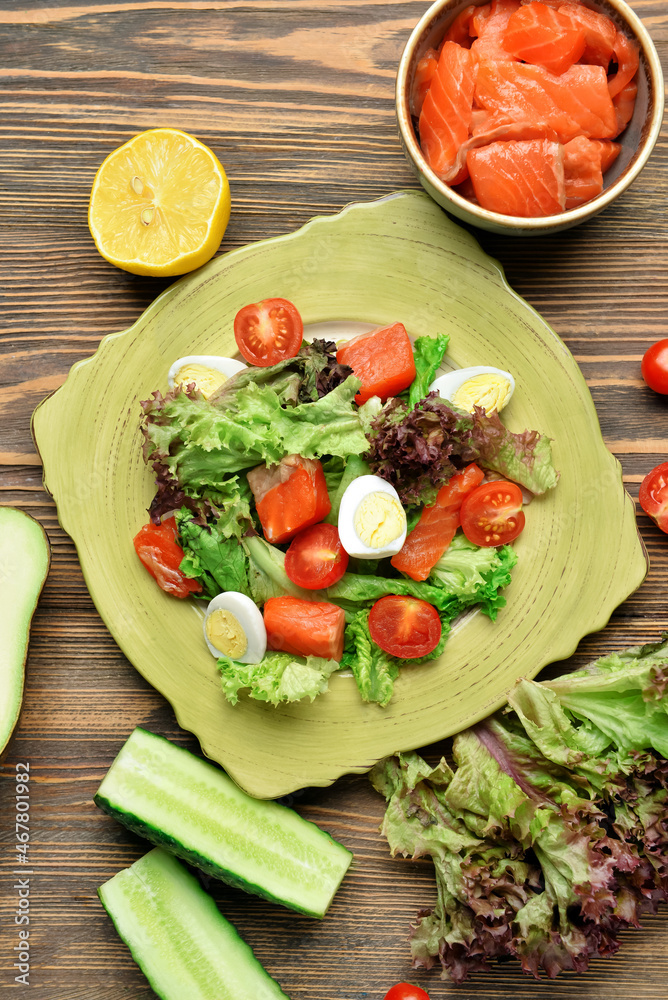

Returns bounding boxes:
[32,191,647,799]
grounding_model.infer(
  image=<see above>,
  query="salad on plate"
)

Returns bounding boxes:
[134,297,559,709]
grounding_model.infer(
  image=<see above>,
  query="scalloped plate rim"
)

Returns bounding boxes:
[31,190,649,796]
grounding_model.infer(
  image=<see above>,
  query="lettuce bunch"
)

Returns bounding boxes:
[371,636,668,982]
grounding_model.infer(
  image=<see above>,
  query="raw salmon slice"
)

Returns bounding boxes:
[471,0,521,62]
[475,60,617,142]
[562,136,620,208]
[557,2,616,68]
[503,2,586,75]
[468,138,566,216]
[391,465,484,581]
[442,120,559,185]
[419,41,478,177]
[563,135,604,208]
[613,79,637,136]
[443,4,478,47]
[597,138,622,173]
[410,48,439,116]
[391,507,460,581]
[608,29,640,98]
[471,3,493,38]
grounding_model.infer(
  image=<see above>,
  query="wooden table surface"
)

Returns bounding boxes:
[1,1,667,998]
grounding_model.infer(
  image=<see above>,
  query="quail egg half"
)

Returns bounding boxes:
[338,475,407,559]
[203,592,267,664]
[429,366,515,414]
[168,355,247,399]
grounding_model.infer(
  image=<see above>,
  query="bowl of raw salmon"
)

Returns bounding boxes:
[396,0,664,235]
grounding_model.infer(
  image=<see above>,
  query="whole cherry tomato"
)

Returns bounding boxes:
[383,984,431,1000]
[641,339,668,394]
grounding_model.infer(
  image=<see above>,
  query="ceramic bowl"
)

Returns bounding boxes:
[396,0,665,235]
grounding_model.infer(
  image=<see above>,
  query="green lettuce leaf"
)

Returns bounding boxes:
[470,410,559,495]
[142,375,368,489]
[326,572,460,613]
[529,634,668,760]
[357,395,384,435]
[176,510,252,600]
[429,534,518,620]
[147,467,254,527]
[320,455,346,495]
[408,333,451,409]
[323,454,372,525]
[340,610,399,707]
[341,608,450,707]
[371,751,543,981]
[212,338,353,405]
[217,651,340,706]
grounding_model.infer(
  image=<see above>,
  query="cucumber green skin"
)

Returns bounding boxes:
[94,792,322,914]
[94,728,353,918]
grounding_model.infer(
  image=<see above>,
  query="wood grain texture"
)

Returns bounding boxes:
[0,1,667,997]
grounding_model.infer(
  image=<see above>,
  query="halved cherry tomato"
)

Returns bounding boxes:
[639,462,668,533]
[460,481,525,546]
[641,339,668,395]
[233,297,303,367]
[336,322,416,405]
[383,985,431,1000]
[133,519,202,598]
[368,595,441,659]
[285,523,349,590]
[391,463,485,580]
[264,596,346,660]
[247,455,331,544]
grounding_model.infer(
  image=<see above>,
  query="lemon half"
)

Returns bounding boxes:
[88,128,231,277]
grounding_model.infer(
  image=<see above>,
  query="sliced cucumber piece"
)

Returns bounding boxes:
[99,847,290,1000]
[94,727,352,917]
[0,507,50,755]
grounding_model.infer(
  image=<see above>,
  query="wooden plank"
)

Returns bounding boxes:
[1,0,667,995]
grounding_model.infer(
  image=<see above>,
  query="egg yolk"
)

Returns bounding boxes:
[354,492,406,549]
[205,609,248,658]
[174,363,228,399]
[453,374,512,414]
